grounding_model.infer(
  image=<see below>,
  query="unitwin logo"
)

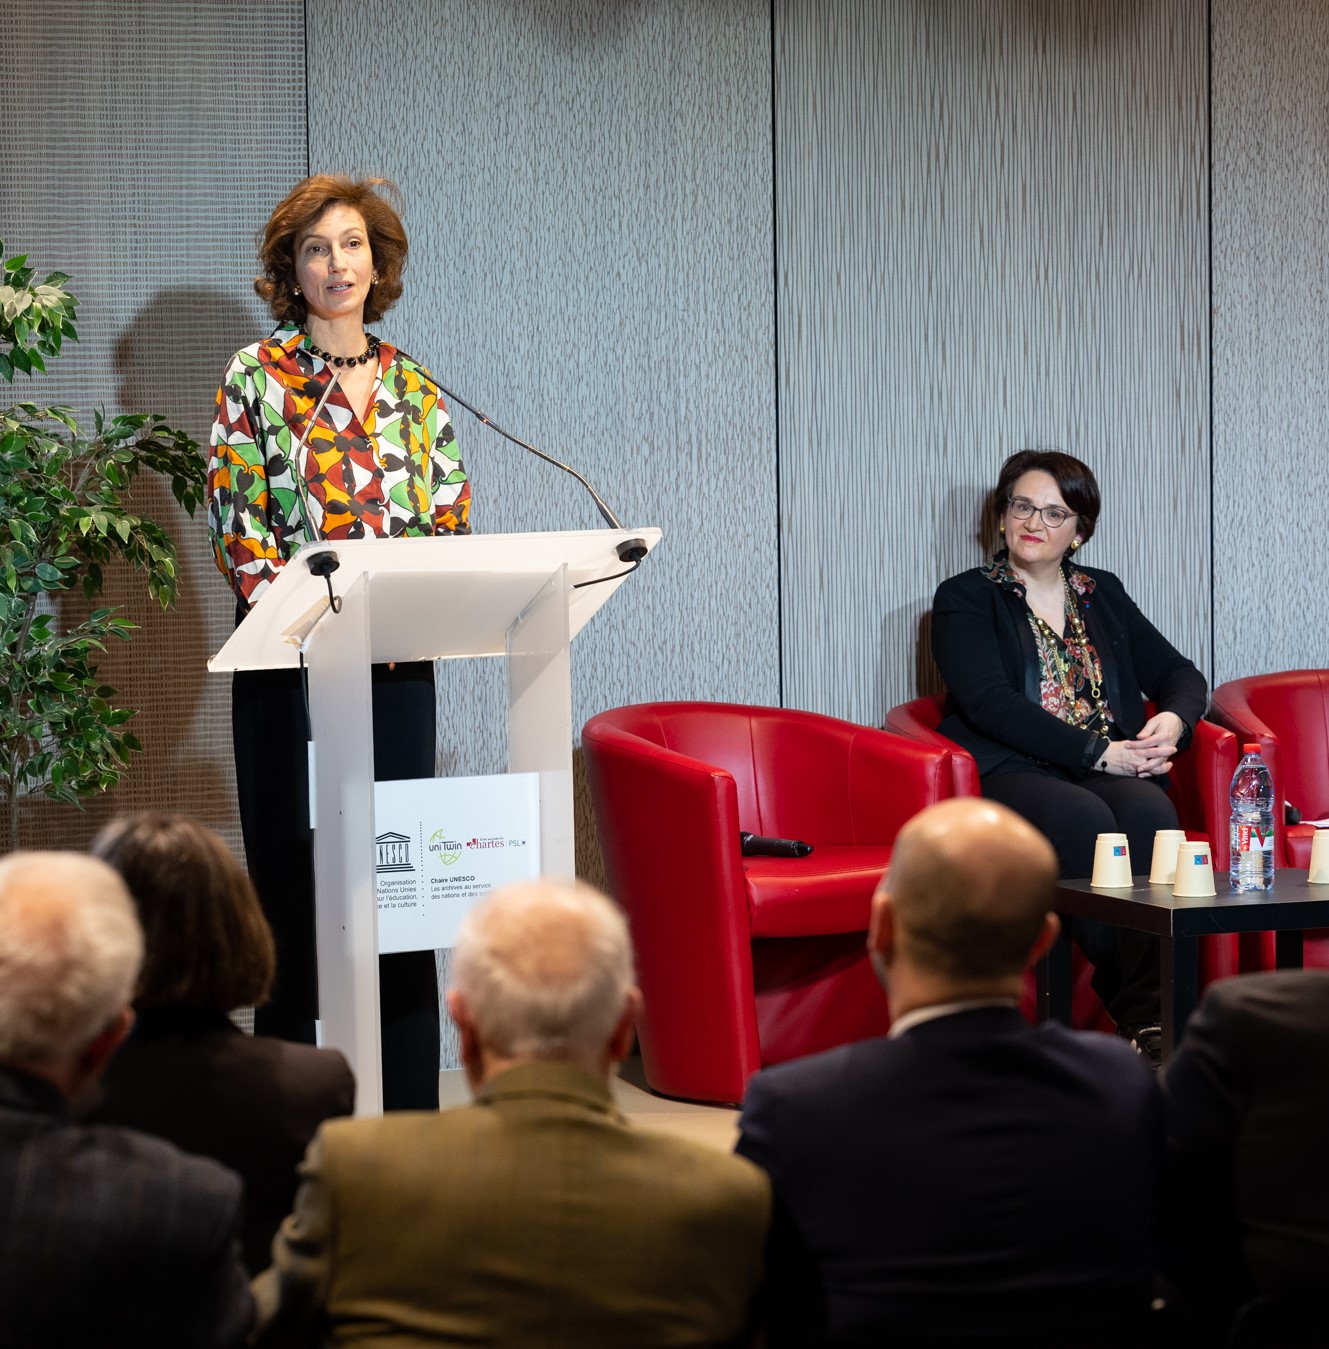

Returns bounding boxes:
[428,829,464,867]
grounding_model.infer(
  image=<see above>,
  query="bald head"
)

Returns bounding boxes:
[450,878,636,1069]
[877,798,1059,985]
[0,852,143,1068]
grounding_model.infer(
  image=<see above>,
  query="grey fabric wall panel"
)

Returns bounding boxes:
[306,0,777,864]
[305,0,773,1069]
[2,1,306,853]
[1212,0,1329,684]
[775,0,1212,725]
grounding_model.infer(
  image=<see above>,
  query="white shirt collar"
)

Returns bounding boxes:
[887,997,1019,1039]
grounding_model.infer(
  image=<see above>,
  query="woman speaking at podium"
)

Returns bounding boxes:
[207,176,470,1110]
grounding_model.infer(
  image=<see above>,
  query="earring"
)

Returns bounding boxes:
[998,523,1005,535]
[1070,538,1081,551]
[293,286,302,296]
[371,271,379,284]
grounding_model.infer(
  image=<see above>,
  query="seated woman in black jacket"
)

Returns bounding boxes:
[931,450,1208,1056]
[81,813,355,1273]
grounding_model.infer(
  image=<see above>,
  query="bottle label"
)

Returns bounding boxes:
[1234,824,1274,854]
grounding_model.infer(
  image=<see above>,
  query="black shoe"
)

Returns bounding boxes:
[1120,1023,1163,1069]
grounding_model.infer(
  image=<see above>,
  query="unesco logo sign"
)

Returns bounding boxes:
[374,832,414,875]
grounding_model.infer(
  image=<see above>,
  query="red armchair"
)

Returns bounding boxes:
[1210,670,1329,971]
[1210,669,1329,868]
[883,694,1245,1014]
[582,701,960,1104]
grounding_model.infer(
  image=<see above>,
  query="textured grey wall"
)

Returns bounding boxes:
[775,0,1212,726]
[304,0,778,882]
[8,0,1329,868]
[1212,0,1329,683]
[2,0,306,853]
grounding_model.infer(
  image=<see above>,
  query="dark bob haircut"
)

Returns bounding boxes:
[255,174,408,326]
[91,813,276,1013]
[992,449,1100,547]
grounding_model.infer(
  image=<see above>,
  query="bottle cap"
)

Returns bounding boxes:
[1243,742,1260,754]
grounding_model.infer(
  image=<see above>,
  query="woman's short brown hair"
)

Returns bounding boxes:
[91,813,276,1013]
[991,449,1101,547]
[255,174,408,326]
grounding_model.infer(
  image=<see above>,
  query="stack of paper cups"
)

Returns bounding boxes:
[1149,829,1189,885]
[1309,830,1329,885]
[1091,833,1133,888]
[1172,841,1217,897]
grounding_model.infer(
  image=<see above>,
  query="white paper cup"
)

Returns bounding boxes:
[1148,829,1190,885]
[1172,841,1217,897]
[1091,833,1133,888]
[1309,830,1329,885]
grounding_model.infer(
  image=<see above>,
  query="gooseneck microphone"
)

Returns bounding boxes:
[435,379,648,569]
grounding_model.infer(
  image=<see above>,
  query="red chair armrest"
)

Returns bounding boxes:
[582,717,761,1101]
[1210,688,1285,862]
[845,729,962,842]
[1169,719,1240,872]
[884,697,981,797]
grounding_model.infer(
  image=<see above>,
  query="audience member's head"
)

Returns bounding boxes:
[91,812,275,1014]
[448,878,639,1086]
[0,851,143,1096]
[869,798,1060,1014]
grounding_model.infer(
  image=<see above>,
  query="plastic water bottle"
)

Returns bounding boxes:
[1229,743,1275,892]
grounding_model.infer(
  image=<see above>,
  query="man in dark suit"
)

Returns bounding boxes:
[254,877,771,1348]
[737,797,1161,1349]
[1162,969,1329,1338]
[0,851,253,1349]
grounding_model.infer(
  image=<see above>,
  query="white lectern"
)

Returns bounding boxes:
[209,528,662,1115]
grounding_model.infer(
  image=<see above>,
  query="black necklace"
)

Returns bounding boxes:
[304,333,380,368]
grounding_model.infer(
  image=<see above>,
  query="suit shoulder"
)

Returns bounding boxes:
[755,1036,886,1088]
[82,1116,232,1171]
[252,1037,355,1103]
[620,1127,771,1233]
[743,1039,892,1119]
[636,1126,768,1190]
[317,1105,467,1164]
[1038,1024,1157,1094]
[1200,968,1329,1022]
[932,566,988,603]
[74,1121,244,1221]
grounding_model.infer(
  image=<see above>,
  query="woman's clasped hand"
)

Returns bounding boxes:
[1098,710,1186,777]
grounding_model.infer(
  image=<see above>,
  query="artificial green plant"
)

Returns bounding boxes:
[0,239,206,850]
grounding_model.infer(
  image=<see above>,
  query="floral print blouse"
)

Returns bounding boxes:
[208,324,471,609]
[981,551,1115,735]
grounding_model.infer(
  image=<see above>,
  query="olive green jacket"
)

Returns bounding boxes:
[252,1060,770,1348]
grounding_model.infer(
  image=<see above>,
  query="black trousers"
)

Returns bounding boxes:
[983,766,1175,1030]
[232,660,441,1111]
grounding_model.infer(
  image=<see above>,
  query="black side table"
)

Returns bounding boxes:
[1038,870,1329,1057]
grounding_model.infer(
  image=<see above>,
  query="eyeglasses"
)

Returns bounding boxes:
[1006,496,1076,530]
